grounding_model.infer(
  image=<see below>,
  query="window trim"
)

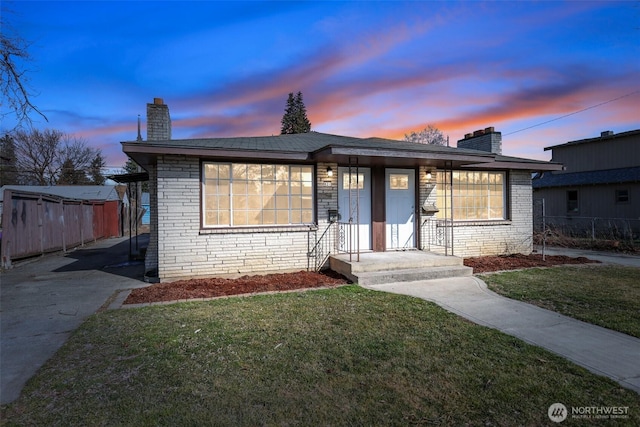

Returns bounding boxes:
[435,170,508,221]
[615,189,629,204]
[200,161,315,229]
[566,189,579,214]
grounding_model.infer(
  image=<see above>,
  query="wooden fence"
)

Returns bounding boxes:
[1,189,121,268]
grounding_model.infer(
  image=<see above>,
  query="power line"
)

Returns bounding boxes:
[504,90,640,136]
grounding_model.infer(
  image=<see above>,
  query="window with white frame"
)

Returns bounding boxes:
[435,170,506,220]
[202,162,313,227]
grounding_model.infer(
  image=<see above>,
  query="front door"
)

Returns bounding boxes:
[338,167,372,251]
[386,168,415,250]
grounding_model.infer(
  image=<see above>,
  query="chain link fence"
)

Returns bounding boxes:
[533,198,639,251]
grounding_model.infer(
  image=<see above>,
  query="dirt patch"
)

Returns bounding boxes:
[125,253,600,304]
[464,253,599,274]
[125,270,350,305]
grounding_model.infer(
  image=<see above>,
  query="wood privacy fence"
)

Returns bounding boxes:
[1,189,121,268]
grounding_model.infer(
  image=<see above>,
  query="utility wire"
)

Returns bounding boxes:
[504,90,640,136]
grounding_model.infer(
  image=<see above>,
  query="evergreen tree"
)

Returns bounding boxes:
[89,152,106,185]
[0,134,20,185]
[280,91,311,134]
[293,91,311,133]
[57,158,89,184]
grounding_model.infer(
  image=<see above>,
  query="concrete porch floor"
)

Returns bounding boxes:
[329,250,472,285]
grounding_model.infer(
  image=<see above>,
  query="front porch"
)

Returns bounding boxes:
[329,250,472,286]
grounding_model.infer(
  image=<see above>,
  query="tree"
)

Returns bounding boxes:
[1,9,47,128]
[89,152,106,185]
[280,91,311,134]
[404,125,447,146]
[11,128,101,185]
[123,157,148,192]
[57,158,89,185]
[0,133,19,185]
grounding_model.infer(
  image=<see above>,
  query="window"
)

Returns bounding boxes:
[566,190,579,213]
[389,173,409,190]
[616,189,629,204]
[202,162,313,227]
[342,172,365,190]
[435,171,506,220]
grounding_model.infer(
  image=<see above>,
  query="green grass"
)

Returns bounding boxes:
[482,265,640,338]
[2,286,639,426]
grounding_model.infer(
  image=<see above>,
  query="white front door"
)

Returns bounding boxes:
[338,167,371,251]
[386,168,415,250]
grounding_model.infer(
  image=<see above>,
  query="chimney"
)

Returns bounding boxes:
[457,127,502,154]
[600,130,614,137]
[146,98,171,141]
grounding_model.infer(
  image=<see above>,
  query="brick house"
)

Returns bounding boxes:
[123,99,561,282]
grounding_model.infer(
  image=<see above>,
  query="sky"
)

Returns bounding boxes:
[2,0,639,170]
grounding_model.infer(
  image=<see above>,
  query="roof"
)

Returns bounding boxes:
[532,166,640,189]
[0,185,122,202]
[544,129,640,151]
[122,131,562,172]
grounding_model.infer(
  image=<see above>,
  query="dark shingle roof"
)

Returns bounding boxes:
[124,132,486,156]
[533,166,640,189]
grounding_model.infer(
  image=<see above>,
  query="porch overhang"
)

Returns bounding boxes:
[122,142,311,169]
[312,145,495,169]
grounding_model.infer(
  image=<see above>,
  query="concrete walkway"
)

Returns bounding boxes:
[365,251,640,394]
[0,236,149,405]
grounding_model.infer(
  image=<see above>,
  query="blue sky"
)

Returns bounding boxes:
[3,1,639,168]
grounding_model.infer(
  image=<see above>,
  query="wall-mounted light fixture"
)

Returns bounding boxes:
[426,171,432,181]
[326,167,333,177]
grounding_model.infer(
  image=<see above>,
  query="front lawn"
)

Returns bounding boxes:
[2,286,638,425]
[482,265,640,338]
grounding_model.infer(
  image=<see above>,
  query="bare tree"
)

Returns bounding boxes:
[12,128,100,185]
[1,8,47,128]
[404,125,447,145]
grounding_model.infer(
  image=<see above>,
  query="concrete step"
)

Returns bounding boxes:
[330,251,463,275]
[353,265,473,286]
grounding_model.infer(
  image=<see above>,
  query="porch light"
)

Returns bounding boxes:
[326,167,333,177]
[426,171,432,181]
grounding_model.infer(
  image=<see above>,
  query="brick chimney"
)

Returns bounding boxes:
[457,127,502,155]
[146,98,171,141]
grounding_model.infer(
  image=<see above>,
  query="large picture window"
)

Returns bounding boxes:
[203,163,313,227]
[436,171,506,220]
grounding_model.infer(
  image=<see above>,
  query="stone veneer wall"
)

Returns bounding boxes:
[154,156,338,281]
[420,170,533,257]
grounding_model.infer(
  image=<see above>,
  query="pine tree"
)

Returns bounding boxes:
[57,158,89,184]
[280,91,311,134]
[0,134,20,185]
[293,91,311,133]
[89,152,106,185]
[280,93,296,134]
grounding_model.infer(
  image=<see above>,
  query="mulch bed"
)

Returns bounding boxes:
[125,253,600,304]
[463,253,600,273]
[124,270,350,304]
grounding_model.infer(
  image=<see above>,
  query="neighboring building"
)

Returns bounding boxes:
[123,99,561,282]
[533,129,640,238]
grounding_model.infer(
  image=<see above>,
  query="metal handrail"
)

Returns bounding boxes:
[307,221,336,271]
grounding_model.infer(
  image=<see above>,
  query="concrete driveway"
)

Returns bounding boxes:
[0,235,150,405]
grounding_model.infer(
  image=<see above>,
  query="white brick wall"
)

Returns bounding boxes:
[422,170,533,257]
[154,156,338,281]
[150,157,534,280]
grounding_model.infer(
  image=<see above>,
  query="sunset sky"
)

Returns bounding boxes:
[3,1,639,169]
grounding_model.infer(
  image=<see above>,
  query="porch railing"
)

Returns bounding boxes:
[421,217,453,255]
[307,222,336,271]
